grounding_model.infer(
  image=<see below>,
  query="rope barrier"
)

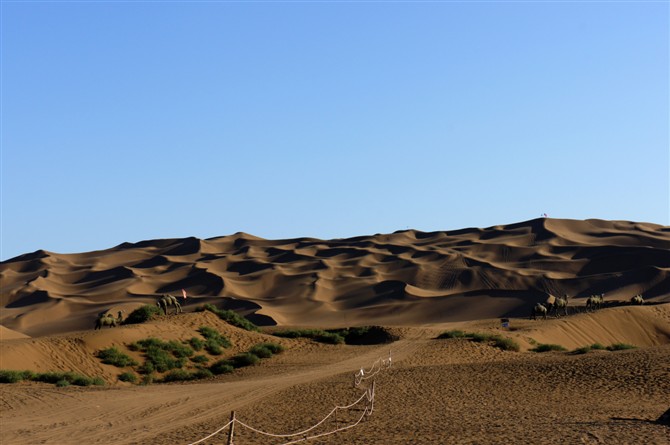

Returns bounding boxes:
[185,419,233,445]
[185,350,390,444]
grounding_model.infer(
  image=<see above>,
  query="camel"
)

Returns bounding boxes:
[630,295,644,305]
[586,293,604,311]
[95,314,117,330]
[552,295,569,317]
[531,303,548,320]
[157,294,182,315]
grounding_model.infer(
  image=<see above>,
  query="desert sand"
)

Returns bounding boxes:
[1,218,669,444]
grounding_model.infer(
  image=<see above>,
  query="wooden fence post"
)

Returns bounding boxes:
[227,411,235,445]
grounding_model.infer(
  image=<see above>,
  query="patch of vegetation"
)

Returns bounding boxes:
[189,337,205,351]
[571,346,592,355]
[191,355,210,364]
[228,352,260,368]
[2,371,106,387]
[531,344,567,353]
[209,360,234,375]
[96,347,138,367]
[272,329,344,345]
[0,370,34,383]
[118,372,138,383]
[160,369,213,382]
[437,330,468,339]
[198,326,231,355]
[198,304,259,332]
[124,305,162,325]
[606,343,637,351]
[334,326,399,345]
[436,331,519,352]
[590,343,606,350]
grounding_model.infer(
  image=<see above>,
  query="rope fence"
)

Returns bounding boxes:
[186,351,390,445]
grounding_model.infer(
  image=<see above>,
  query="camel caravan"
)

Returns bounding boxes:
[95,311,124,330]
[93,294,184,329]
[530,292,647,321]
[157,294,182,315]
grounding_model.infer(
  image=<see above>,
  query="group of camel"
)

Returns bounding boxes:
[531,293,645,320]
[93,294,183,329]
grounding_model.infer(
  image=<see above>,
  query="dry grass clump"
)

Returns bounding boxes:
[198,304,259,332]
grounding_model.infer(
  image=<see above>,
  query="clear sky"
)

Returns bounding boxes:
[1,1,668,261]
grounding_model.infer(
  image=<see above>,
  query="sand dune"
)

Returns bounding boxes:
[2,218,670,444]
[2,218,669,337]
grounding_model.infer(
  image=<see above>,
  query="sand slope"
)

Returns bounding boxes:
[2,218,669,337]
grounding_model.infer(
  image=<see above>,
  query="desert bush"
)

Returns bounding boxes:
[191,355,209,364]
[189,337,205,351]
[0,370,30,383]
[228,353,260,368]
[32,371,102,387]
[606,343,637,351]
[210,360,234,375]
[118,372,138,383]
[335,326,398,344]
[249,345,273,359]
[255,342,284,354]
[590,343,606,350]
[141,374,154,385]
[124,305,162,325]
[56,379,70,387]
[572,346,592,355]
[469,333,493,343]
[166,341,194,359]
[491,335,520,352]
[97,347,138,367]
[273,329,344,344]
[199,304,259,331]
[437,330,468,339]
[144,347,184,372]
[531,344,567,353]
[160,369,199,382]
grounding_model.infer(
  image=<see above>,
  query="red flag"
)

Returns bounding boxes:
[182,289,188,300]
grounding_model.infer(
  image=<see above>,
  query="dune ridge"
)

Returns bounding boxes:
[1,218,669,337]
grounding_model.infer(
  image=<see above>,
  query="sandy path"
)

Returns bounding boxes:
[0,330,430,445]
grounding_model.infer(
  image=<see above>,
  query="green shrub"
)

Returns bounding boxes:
[606,343,637,351]
[315,332,345,344]
[199,304,259,332]
[249,345,273,359]
[531,344,567,353]
[204,340,223,355]
[273,329,344,344]
[255,342,284,354]
[189,337,205,351]
[92,377,105,386]
[138,361,155,374]
[191,355,209,364]
[56,379,70,387]
[229,353,260,368]
[0,370,29,383]
[97,347,138,367]
[491,336,520,352]
[437,330,468,339]
[572,346,592,355]
[141,374,154,385]
[210,360,234,375]
[192,368,213,379]
[119,372,138,383]
[166,341,194,359]
[590,343,606,350]
[335,326,398,344]
[124,305,162,325]
[144,347,183,372]
[32,371,98,387]
[161,369,198,382]
[470,333,493,343]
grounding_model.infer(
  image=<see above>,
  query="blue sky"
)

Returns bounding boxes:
[1,1,668,261]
